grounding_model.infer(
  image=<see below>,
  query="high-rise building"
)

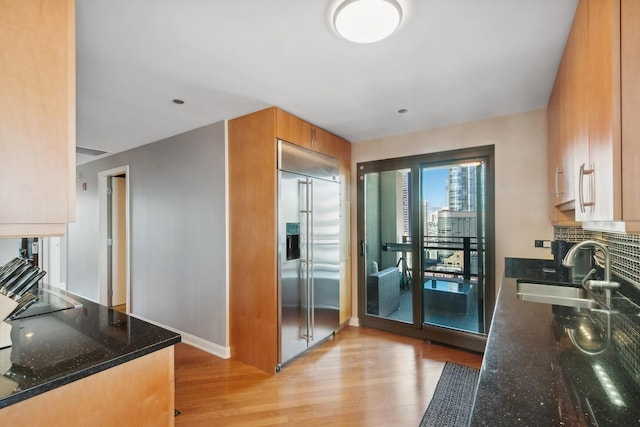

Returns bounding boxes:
[400,171,410,236]
[437,211,477,237]
[448,166,476,212]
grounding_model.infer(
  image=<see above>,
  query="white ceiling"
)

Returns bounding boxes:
[75,0,578,165]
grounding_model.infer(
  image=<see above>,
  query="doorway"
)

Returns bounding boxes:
[40,235,66,290]
[357,146,495,352]
[99,166,130,314]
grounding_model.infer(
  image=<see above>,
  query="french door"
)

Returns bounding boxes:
[357,146,495,352]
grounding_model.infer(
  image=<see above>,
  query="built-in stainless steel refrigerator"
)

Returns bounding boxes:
[278,140,340,368]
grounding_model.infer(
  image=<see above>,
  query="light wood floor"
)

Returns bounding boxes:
[174,326,482,426]
[111,304,126,314]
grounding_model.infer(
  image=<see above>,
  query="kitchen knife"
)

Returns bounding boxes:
[6,268,41,299]
[0,260,27,289]
[12,270,46,300]
[0,258,22,277]
[0,264,31,292]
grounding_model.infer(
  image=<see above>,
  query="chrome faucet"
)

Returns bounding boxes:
[562,240,619,307]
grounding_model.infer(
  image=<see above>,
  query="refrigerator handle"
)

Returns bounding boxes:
[300,178,313,343]
[308,179,314,341]
[300,259,311,342]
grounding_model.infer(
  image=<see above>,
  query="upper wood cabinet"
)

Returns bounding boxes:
[0,0,76,237]
[275,108,313,149]
[275,108,343,157]
[547,0,586,225]
[547,0,640,232]
[547,74,571,223]
[621,0,640,221]
[576,0,621,224]
[579,0,640,231]
[228,107,351,373]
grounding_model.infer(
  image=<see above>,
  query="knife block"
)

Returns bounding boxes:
[0,294,18,349]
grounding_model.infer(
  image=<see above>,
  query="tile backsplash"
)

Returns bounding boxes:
[555,226,640,391]
[554,226,640,288]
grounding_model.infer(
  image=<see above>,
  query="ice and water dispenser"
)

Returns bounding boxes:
[286,223,300,260]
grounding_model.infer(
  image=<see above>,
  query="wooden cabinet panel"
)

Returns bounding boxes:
[228,108,279,374]
[577,0,621,222]
[276,108,312,149]
[0,0,75,235]
[621,0,640,220]
[275,109,347,159]
[311,125,335,156]
[547,0,584,223]
[563,0,587,208]
[0,347,175,426]
[547,80,563,221]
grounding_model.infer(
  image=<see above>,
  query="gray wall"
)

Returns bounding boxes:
[68,121,227,347]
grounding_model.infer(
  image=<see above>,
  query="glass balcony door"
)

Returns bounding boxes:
[357,146,494,352]
[421,163,485,335]
[361,168,414,324]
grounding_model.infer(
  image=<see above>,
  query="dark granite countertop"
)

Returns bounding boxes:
[470,259,640,426]
[0,287,181,409]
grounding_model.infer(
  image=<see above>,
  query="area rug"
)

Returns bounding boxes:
[419,362,480,427]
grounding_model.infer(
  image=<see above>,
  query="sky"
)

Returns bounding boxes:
[422,167,449,209]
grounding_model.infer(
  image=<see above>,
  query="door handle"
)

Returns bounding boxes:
[360,240,366,256]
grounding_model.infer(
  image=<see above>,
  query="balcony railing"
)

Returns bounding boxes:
[381,235,484,282]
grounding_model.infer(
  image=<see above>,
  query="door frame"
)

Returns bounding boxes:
[98,165,130,311]
[40,235,66,290]
[356,146,495,353]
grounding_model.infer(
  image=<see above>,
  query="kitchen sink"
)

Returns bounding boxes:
[516,281,600,309]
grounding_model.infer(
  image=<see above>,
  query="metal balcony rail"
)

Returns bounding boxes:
[381,235,484,281]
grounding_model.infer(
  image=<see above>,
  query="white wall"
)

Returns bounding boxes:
[68,121,228,355]
[0,239,20,264]
[350,109,554,313]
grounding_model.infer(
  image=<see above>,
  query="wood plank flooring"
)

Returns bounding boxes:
[174,326,482,426]
[112,304,126,314]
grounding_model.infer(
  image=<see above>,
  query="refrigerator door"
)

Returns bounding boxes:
[279,171,310,365]
[278,140,341,367]
[309,178,340,346]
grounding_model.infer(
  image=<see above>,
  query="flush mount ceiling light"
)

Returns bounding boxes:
[334,0,403,44]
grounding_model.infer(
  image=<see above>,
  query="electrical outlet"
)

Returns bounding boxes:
[534,240,544,248]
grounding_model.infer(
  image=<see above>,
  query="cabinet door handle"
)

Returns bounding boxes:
[578,163,595,213]
[555,166,564,197]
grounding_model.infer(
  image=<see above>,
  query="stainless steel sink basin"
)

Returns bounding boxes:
[516,282,600,309]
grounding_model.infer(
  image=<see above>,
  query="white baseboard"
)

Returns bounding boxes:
[129,313,230,359]
[348,316,360,327]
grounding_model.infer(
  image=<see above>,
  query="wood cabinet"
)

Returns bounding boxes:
[575,0,621,224]
[548,0,586,225]
[547,53,575,223]
[228,107,351,373]
[0,0,76,237]
[547,68,563,221]
[578,0,640,231]
[0,346,175,426]
[547,0,640,232]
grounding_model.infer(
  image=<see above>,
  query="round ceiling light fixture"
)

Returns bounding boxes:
[333,0,403,44]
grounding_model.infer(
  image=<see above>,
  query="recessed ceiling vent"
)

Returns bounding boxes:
[76,146,108,156]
